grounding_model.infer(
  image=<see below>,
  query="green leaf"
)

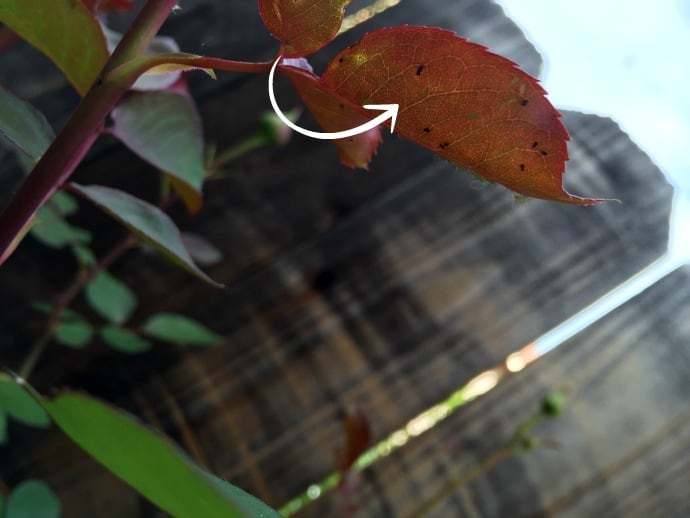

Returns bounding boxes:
[85,270,137,325]
[181,232,222,266]
[0,375,50,428]
[100,325,151,354]
[54,321,94,349]
[0,83,54,162]
[5,479,61,518]
[30,205,91,249]
[0,0,109,95]
[31,302,84,322]
[0,410,8,443]
[143,313,222,346]
[71,244,97,266]
[102,27,187,91]
[110,91,207,213]
[206,474,281,518]
[50,191,79,216]
[40,391,278,517]
[70,184,221,286]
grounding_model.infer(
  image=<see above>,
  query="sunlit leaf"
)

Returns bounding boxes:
[259,0,351,57]
[0,0,109,95]
[100,325,151,354]
[70,184,221,286]
[55,320,94,349]
[110,91,207,213]
[288,27,601,203]
[0,374,50,428]
[0,83,54,162]
[85,270,137,325]
[40,391,279,517]
[5,479,61,518]
[143,313,222,346]
[284,67,382,168]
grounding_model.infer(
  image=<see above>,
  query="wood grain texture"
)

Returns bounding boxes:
[360,266,690,517]
[0,0,676,516]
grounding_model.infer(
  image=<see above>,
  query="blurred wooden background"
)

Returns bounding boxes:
[0,0,683,516]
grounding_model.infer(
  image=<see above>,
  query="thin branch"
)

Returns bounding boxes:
[106,53,273,87]
[0,0,179,266]
[18,232,138,380]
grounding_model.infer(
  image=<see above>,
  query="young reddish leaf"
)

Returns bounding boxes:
[282,66,382,168]
[110,90,207,213]
[336,405,372,473]
[259,0,352,57]
[0,0,108,95]
[291,27,600,204]
[70,184,222,287]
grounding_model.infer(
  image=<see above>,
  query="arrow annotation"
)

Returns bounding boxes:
[268,57,399,140]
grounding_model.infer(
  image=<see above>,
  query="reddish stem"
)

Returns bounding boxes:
[0,0,179,266]
[0,27,19,54]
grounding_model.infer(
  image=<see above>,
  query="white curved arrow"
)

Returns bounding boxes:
[268,57,398,140]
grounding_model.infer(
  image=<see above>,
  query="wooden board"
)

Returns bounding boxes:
[0,1,675,516]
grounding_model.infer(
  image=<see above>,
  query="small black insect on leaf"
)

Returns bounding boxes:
[439,142,449,150]
[519,163,526,171]
[416,64,425,75]
[531,141,539,149]
[520,98,529,106]
[423,127,431,133]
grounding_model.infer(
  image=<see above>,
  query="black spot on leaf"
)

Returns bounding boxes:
[531,141,538,148]
[519,163,525,171]
[423,127,431,133]
[520,98,529,106]
[416,64,425,75]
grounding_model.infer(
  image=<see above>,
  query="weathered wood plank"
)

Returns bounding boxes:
[358,266,690,517]
[0,1,675,516]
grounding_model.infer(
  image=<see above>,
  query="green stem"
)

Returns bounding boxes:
[211,134,268,172]
[107,53,273,87]
[104,0,180,74]
[0,0,179,266]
